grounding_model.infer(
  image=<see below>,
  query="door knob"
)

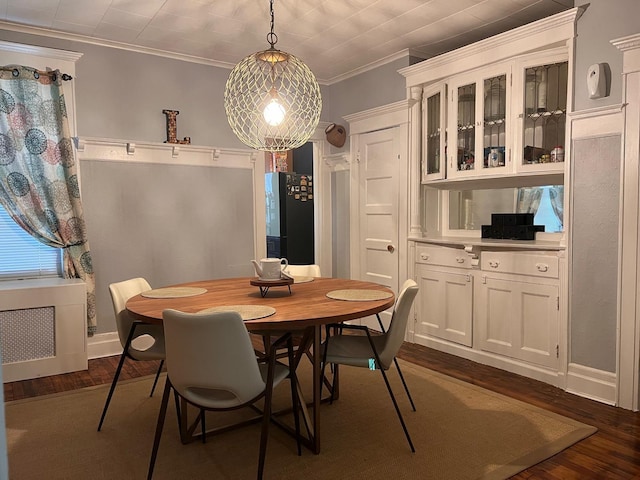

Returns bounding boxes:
[387,245,395,253]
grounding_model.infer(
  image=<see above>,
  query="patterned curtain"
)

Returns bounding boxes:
[0,65,96,334]
[516,187,543,215]
[549,186,564,227]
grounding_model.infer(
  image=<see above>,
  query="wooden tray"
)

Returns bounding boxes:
[250,277,293,297]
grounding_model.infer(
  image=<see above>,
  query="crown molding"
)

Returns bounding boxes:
[0,38,82,62]
[0,20,232,70]
[324,49,425,85]
[399,6,584,87]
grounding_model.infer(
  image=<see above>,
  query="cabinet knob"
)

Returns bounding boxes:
[536,263,549,272]
[456,257,465,264]
[387,244,395,253]
[489,260,500,268]
[420,253,429,260]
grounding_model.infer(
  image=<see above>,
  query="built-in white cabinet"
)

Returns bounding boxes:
[402,8,581,387]
[476,250,560,370]
[411,242,563,382]
[420,52,567,186]
[414,245,473,346]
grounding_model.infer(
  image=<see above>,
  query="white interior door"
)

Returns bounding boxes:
[358,127,400,331]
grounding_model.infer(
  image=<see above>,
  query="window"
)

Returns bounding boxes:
[0,205,61,280]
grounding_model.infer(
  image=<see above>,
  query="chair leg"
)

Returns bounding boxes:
[377,366,415,452]
[322,324,339,404]
[149,360,164,397]
[201,409,206,444]
[287,337,302,456]
[377,313,416,411]
[393,358,416,411]
[364,329,415,453]
[97,323,139,431]
[147,378,172,480]
[257,344,279,480]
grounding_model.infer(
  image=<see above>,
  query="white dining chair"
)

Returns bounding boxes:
[284,264,321,278]
[147,309,300,480]
[97,277,165,431]
[321,279,419,452]
[262,264,323,357]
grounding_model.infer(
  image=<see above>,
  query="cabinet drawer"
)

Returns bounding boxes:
[416,245,471,269]
[480,251,558,278]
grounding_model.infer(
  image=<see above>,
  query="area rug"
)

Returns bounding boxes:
[5,361,596,480]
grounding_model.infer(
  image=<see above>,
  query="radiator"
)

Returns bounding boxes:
[0,278,87,382]
[0,307,55,364]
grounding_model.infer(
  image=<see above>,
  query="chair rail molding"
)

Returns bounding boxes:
[74,137,256,169]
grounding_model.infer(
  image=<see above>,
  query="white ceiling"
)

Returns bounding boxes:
[0,0,573,83]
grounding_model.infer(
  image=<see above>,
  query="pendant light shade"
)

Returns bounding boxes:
[224,1,322,152]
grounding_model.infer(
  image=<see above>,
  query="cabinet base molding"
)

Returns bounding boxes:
[414,335,564,387]
[565,363,617,406]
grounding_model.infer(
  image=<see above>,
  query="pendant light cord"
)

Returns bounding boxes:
[267,0,278,48]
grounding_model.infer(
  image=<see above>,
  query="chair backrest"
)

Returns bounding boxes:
[109,277,152,349]
[379,279,419,369]
[285,264,321,277]
[162,309,266,409]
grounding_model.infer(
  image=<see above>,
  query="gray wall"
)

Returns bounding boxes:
[568,0,639,372]
[0,30,331,148]
[81,160,255,335]
[574,0,640,111]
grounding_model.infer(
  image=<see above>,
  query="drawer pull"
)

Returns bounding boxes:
[488,260,500,268]
[536,263,549,272]
[456,257,465,264]
[420,253,430,261]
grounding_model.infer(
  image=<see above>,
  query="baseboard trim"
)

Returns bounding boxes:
[565,363,617,406]
[87,332,121,359]
[413,335,563,387]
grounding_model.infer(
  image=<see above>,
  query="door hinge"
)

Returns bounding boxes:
[356,150,361,163]
[556,296,560,310]
[556,344,559,358]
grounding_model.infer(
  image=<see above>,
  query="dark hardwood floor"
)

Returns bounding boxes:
[4,341,640,478]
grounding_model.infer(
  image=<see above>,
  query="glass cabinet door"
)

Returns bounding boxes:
[483,74,508,170]
[521,61,568,169]
[422,85,447,182]
[448,65,510,179]
[455,82,476,173]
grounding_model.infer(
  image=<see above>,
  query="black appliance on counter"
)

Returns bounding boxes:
[482,213,545,240]
[265,172,314,264]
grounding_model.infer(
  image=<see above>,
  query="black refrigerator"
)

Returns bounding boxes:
[265,172,314,264]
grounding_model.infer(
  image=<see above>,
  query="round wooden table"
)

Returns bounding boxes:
[126,276,395,331]
[126,276,395,453]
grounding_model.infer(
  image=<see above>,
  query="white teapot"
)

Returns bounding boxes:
[251,258,288,280]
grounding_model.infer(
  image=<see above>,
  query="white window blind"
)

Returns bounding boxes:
[0,205,61,280]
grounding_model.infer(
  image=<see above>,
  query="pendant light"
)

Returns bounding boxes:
[224,0,322,152]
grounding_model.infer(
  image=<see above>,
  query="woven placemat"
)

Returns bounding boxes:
[326,289,393,301]
[293,276,314,284]
[141,287,207,299]
[197,305,276,320]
